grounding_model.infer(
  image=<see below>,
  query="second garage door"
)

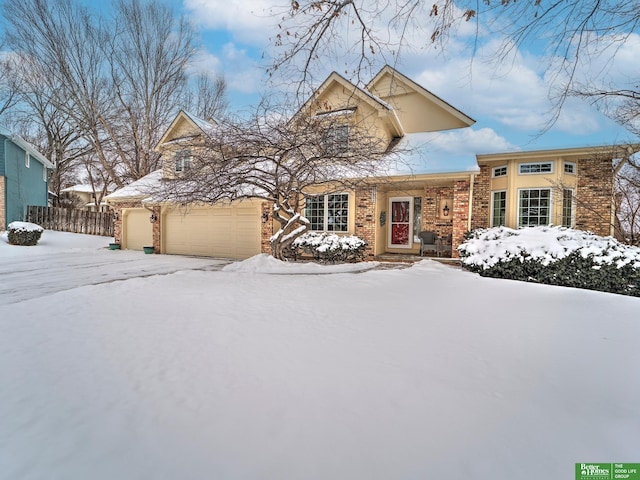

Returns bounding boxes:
[163,203,261,259]
[123,208,153,251]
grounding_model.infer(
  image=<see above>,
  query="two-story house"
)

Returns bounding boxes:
[0,127,54,231]
[106,66,634,259]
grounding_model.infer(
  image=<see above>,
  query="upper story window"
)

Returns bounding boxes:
[564,162,576,174]
[324,125,349,155]
[174,149,192,173]
[492,165,507,177]
[25,152,30,168]
[519,162,553,174]
[305,193,349,232]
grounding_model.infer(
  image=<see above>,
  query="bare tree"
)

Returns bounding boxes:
[159,100,396,260]
[183,73,229,121]
[270,1,640,116]
[616,160,640,245]
[2,0,197,188]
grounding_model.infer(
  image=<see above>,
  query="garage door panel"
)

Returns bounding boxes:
[164,204,260,259]
[124,209,153,251]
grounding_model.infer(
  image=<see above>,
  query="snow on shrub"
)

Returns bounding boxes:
[7,221,44,246]
[293,232,367,263]
[458,226,640,296]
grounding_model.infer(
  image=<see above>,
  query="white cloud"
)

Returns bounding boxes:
[183,0,277,44]
[409,39,607,136]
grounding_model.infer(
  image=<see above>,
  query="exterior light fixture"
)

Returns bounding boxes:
[443,203,450,217]
[149,213,158,223]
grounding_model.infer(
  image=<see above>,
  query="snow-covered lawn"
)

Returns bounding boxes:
[1,232,638,479]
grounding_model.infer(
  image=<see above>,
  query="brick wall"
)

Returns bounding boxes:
[354,187,376,259]
[260,201,272,254]
[422,186,453,238]
[576,157,614,236]
[471,165,491,230]
[452,180,470,258]
[0,176,5,231]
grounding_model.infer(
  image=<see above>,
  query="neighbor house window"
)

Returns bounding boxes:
[324,125,349,155]
[25,152,30,168]
[174,149,191,172]
[562,189,574,227]
[492,166,507,177]
[518,188,551,226]
[564,162,576,174]
[491,191,507,227]
[519,162,553,174]
[306,193,349,232]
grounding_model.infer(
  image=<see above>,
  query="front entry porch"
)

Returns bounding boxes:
[354,173,473,260]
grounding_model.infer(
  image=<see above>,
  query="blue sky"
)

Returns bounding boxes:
[174,0,638,166]
[7,0,638,170]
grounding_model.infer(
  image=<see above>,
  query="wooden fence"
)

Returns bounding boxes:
[26,206,114,237]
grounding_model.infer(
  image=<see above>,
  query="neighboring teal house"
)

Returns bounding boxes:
[0,127,54,230]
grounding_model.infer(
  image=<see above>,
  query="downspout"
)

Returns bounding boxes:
[467,173,475,232]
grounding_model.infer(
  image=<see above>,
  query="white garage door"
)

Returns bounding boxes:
[123,208,153,251]
[164,204,261,259]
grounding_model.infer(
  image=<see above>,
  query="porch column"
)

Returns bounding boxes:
[452,179,471,258]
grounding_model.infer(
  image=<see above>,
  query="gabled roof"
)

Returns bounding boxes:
[367,65,475,129]
[0,126,55,169]
[297,71,405,137]
[156,110,218,149]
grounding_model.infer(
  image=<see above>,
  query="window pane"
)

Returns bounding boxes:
[306,195,325,231]
[562,189,573,227]
[413,197,422,241]
[327,193,348,232]
[519,189,551,226]
[492,191,506,227]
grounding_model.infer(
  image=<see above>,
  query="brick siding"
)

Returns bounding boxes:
[575,157,614,236]
[471,165,491,230]
[354,187,376,259]
[452,180,471,258]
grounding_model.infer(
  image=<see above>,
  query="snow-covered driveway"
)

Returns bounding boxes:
[0,231,229,304]
[1,231,639,480]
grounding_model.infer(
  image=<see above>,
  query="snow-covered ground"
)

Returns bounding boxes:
[1,231,639,479]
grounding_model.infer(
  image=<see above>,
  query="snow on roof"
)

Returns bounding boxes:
[104,170,163,201]
[60,185,105,194]
[181,110,218,135]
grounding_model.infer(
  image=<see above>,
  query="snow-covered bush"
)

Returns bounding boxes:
[458,226,640,296]
[7,221,44,246]
[293,232,367,263]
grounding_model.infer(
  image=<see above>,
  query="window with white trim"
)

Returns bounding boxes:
[306,193,349,232]
[518,188,551,226]
[564,162,576,174]
[25,152,30,168]
[562,189,574,227]
[174,149,191,172]
[491,191,506,227]
[323,125,349,155]
[492,166,507,177]
[519,162,553,174]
